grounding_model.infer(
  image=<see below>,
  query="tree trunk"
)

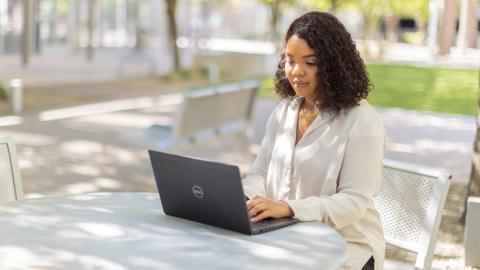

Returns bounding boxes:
[134,0,141,52]
[21,0,33,67]
[165,0,180,71]
[385,14,399,43]
[437,0,457,55]
[86,0,97,62]
[361,13,374,59]
[330,0,339,14]
[463,71,480,222]
[49,0,57,43]
[269,0,281,49]
[457,0,478,51]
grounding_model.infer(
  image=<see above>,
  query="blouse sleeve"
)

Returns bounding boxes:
[242,102,284,199]
[286,109,386,229]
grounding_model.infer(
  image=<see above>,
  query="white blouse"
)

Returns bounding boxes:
[243,97,386,270]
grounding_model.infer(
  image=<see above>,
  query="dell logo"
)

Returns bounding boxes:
[192,186,204,199]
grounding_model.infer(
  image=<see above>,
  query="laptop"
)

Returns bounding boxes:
[148,150,298,235]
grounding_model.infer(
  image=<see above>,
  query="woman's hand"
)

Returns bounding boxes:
[246,196,294,222]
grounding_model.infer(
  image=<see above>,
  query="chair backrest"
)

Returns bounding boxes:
[0,136,23,203]
[171,79,259,146]
[374,159,451,270]
[216,80,258,125]
[173,87,219,141]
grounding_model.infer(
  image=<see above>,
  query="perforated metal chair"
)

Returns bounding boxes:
[0,136,23,203]
[374,159,451,270]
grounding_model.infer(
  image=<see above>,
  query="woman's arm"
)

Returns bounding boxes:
[242,102,284,199]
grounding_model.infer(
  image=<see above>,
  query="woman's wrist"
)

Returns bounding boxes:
[280,201,294,217]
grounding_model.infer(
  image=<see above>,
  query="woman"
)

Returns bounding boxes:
[242,12,386,270]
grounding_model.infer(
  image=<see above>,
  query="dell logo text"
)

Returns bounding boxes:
[192,185,204,199]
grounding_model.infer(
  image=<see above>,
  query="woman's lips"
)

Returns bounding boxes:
[294,82,309,88]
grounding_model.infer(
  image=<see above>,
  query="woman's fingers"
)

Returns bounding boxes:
[246,196,264,211]
[246,197,292,221]
[248,201,266,218]
[251,209,271,222]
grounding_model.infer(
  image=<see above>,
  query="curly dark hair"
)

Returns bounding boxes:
[275,11,371,114]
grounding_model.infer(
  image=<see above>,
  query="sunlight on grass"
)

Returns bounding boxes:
[368,64,478,115]
[259,64,478,115]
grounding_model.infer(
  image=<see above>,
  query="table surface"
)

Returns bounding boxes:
[0,192,347,270]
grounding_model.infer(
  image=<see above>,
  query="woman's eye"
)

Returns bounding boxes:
[306,62,316,66]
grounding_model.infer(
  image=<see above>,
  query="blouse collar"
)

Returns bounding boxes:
[292,96,336,137]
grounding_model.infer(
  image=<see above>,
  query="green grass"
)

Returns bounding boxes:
[259,64,479,115]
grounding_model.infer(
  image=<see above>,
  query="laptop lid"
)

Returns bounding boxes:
[148,150,253,234]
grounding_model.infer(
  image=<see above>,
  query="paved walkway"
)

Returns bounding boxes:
[0,46,169,87]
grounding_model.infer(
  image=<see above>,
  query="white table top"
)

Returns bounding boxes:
[0,192,347,270]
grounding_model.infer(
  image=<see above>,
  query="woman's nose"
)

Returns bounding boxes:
[292,64,305,77]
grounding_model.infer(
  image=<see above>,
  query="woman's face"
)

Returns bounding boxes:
[284,35,318,101]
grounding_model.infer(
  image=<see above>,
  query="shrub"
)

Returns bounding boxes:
[0,83,8,100]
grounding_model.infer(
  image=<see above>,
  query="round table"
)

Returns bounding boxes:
[0,192,347,270]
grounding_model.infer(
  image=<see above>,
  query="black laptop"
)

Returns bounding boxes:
[148,150,298,235]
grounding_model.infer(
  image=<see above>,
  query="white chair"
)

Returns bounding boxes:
[374,159,451,270]
[0,136,23,203]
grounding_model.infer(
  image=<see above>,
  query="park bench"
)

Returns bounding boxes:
[147,79,260,153]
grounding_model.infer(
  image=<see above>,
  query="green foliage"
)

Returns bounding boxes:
[305,0,430,35]
[399,31,425,44]
[258,0,295,6]
[158,66,211,82]
[259,76,276,98]
[57,0,69,14]
[386,0,429,22]
[258,64,479,115]
[357,0,387,24]
[306,0,355,12]
[0,83,8,100]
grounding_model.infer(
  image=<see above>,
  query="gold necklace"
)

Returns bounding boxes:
[300,107,320,120]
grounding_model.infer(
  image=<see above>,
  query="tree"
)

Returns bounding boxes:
[384,0,428,42]
[258,0,295,50]
[437,0,457,55]
[304,0,383,58]
[86,0,97,62]
[306,0,352,14]
[463,70,480,222]
[165,0,180,71]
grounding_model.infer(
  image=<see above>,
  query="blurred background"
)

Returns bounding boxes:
[0,0,478,81]
[0,0,479,269]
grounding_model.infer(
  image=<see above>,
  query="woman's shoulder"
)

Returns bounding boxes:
[265,97,298,128]
[272,96,298,114]
[342,100,379,119]
[342,100,385,136]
